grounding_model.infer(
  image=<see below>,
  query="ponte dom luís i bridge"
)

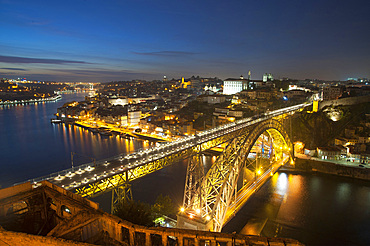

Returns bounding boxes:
[23,102,312,232]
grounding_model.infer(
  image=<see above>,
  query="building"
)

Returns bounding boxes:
[206,95,226,104]
[223,76,249,95]
[322,86,343,100]
[228,110,243,118]
[108,96,128,106]
[317,146,341,160]
[197,95,226,104]
[128,111,141,126]
[284,89,307,99]
[262,73,274,82]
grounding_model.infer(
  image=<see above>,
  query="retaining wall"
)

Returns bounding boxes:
[319,95,370,110]
[294,158,370,180]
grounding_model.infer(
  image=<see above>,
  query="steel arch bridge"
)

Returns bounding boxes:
[178,119,294,232]
[23,103,309,214]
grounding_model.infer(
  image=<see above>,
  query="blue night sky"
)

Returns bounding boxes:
[1,0,369,82]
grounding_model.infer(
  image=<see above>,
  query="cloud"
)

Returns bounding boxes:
[0,67,28,71]
[49,68,159,77]
[133,51,198,57]
[0,55,92,65]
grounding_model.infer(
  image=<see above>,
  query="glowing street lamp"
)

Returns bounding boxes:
[256,169,262,175]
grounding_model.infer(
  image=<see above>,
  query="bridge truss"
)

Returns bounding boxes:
[179,119,294,232]
[24,103,308,214]
[73,123,249,209]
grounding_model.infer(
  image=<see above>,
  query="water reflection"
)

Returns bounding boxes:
[0,93,148,188]
[222,172,370,245]
[275,172,288,195]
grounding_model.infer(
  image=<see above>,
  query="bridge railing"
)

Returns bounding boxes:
[13,146,149,186]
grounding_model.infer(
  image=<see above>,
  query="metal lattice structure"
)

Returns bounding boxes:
[181,119,293,232]
[74,127,247,199]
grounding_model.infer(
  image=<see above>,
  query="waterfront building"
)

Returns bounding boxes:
[128,111,141,126]
[317,146,341,160]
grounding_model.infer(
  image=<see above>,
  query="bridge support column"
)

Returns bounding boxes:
[177,213,213,231]
[183,154,204,211]
[111,184,132,213]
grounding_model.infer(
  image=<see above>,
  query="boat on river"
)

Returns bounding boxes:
[50,118,62,124]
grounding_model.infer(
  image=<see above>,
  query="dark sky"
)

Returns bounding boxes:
[1,0,369,82]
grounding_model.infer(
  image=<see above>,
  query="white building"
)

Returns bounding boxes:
[223,76,249,95]
[108,97,128,106]
[263,73,274,82]
[128,111,141,126]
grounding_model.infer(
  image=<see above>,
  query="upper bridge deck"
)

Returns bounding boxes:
[19,102,311,197]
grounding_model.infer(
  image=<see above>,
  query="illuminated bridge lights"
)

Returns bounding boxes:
[23,103,309,201]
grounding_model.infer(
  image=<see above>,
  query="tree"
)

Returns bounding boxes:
[113,199,154,227]
[151,194,176,218]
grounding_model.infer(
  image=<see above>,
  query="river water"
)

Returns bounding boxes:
[0,93,149,188]
[0,93,369,245]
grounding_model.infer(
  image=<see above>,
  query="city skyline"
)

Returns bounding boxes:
[1,0,370,82]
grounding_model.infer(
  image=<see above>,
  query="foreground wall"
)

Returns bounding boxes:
[0,227,93,246]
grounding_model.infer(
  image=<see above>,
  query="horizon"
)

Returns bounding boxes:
[3,74,369,84]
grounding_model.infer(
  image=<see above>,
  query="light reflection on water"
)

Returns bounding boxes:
[0,93,148,188]
[222,172,370,245]
[1,94,369,245]
[275,172,288,195]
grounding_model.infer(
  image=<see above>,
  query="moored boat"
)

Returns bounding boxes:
[50,118,62,123]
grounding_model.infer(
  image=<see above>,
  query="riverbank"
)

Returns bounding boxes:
[71,120,169,142]
[0,94,62,105]
[281,157,370,181]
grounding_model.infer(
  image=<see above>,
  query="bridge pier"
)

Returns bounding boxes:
[111,184,132,213]
[177,213,213,231]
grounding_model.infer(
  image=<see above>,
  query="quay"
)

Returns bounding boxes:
[68,120,170,142]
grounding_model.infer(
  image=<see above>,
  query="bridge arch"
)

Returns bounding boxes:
[180,119,293,232]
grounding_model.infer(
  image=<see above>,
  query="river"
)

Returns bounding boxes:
[0,93,369,245]
[0,93,150,188]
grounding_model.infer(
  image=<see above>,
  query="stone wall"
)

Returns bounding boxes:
[0,227,93,246]
[294,158,370,180]
[1,181,304,246]
[319,95,370,110]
